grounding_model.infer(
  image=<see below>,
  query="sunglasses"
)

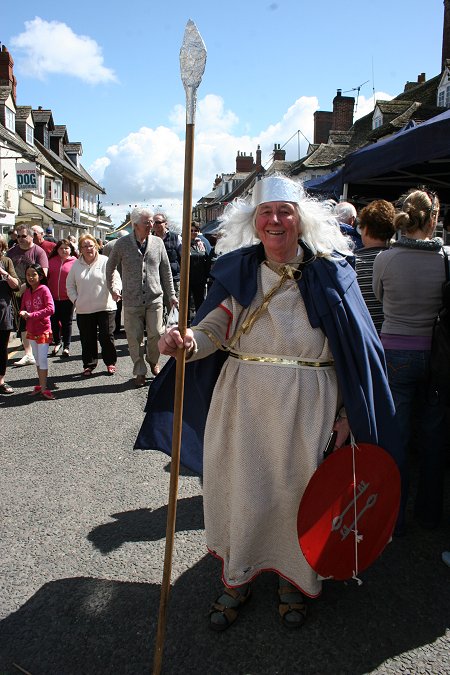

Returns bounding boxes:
[17,234,30,239]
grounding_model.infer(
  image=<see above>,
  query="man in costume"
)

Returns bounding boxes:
[136,176,399,631]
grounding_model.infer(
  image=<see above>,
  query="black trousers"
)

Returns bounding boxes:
[0,330,11,377]
[76,311,116,369]
[50,299,74,348]
[115,299,122,332]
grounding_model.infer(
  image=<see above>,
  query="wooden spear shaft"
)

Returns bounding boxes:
[152,21,206,675]
[152,124,194,675]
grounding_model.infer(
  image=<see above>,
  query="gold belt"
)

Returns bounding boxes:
[228,351,334,368]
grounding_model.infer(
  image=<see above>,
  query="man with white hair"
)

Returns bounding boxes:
[333,201,362,250]
[106,208,177,387]
[31,225,56,256]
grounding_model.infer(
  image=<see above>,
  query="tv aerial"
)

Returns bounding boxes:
[343,80,369,114]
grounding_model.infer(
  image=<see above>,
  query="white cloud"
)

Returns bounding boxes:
[11,17,117,84]
[354,91,394,120]
[91,93,320,228]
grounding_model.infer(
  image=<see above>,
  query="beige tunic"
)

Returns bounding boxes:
[192,263,339,596]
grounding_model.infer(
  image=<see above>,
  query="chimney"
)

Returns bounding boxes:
[256,145,262,169]
[273,143,286,161]
[332,89,354,131]
[418,72,426,83]
[0,45,17,102]
[236,150,255,173]
[443,0,450,70]
[314,110,333,144]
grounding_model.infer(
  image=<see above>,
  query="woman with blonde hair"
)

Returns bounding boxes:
[66,234,121,376]
[373,188,448,534]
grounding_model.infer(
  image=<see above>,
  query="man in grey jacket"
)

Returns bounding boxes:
[106,207,177,387]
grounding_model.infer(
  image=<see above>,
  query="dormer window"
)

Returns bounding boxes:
[26,123,34,145]
[438,84,450,108]
[372,111,383,129]
[43,127,49,148]
[5,107,15,132]
[437,68,450,108]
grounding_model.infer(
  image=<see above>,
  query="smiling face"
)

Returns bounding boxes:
[255,201,301,262]
[26,267,41,290]
[79,237,98,263]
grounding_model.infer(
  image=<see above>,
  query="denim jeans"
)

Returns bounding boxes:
[385,349,446,530]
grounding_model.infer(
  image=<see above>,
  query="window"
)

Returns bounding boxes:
[52,180,62,201]
[437,84,450,108]
[5,107,15,132]
[43,127,49,148]
[25,123,34,145]
[37,171,45,196]
[372,113,383,129]
[45,177,52,199]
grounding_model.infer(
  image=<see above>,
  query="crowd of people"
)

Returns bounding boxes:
[0,209,217,394]
[1,177,448,629]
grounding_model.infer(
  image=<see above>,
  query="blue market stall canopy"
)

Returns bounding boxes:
[344,109,450,187]
[304,110,450,201]
[201,219,221,235]
[303,169,343,198]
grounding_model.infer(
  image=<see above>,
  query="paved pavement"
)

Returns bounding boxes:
[0,327,449,674]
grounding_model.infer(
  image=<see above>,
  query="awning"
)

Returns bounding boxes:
[343,109,450,185]
[304,110,450,203]
[303,169,344,198]
[201,219,221,235]
[32,204,72,224]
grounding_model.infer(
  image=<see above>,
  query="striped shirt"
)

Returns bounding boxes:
[355,246,387,333]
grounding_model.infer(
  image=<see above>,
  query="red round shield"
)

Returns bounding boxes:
[297,443,400,581]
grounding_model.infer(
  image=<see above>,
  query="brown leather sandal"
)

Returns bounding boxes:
[209,585,251,632]
[278,585,307,629]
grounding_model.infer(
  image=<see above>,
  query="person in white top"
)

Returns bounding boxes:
[67,234,121,376]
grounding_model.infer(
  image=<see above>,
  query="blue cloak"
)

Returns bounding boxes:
[134,242,399,474]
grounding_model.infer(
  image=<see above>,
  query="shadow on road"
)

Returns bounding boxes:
[0,528,449,675]
[87,496,205,554]
[0,379,139,407]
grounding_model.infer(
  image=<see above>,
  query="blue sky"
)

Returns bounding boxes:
[2,0,445,226]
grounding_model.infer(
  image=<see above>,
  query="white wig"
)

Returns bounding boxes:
[216,174,353,259]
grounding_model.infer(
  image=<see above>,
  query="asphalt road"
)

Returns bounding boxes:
[0,326,449,675]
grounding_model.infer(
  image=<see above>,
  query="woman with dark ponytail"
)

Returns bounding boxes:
[373,188,448,534]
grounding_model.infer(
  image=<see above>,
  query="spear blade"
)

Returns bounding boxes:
[180,19,207,124]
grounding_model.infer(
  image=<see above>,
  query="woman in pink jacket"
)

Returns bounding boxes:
[19,263,55,399]
[47,239,76,357]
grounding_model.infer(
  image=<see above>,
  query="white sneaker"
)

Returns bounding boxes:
[15,354,36,366]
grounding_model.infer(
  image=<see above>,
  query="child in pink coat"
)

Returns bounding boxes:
[20,263,55,399]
